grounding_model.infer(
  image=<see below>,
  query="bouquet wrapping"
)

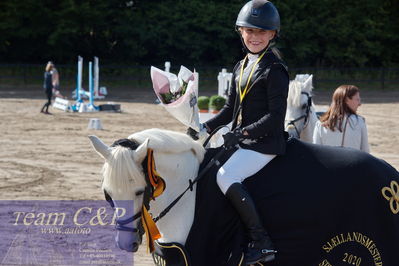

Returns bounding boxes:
[150,66,200,131]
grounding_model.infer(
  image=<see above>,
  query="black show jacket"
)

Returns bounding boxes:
[206,50,289,155]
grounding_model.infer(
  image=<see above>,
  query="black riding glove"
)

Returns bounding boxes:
[187,124,208,140]
[223,128,244,149]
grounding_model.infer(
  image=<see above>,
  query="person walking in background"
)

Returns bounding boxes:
[40,61,54,114]
[313,85,370,152]
[51,62,60,97]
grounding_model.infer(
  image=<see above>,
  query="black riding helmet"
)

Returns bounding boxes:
[236,0,280,54]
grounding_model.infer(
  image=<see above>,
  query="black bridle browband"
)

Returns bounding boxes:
[286,91,313,137]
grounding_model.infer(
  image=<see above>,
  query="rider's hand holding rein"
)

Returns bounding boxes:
[186,123,208,140]
[223,128,247,149]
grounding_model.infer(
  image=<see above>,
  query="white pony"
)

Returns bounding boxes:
[89,128,399,265]
[285,74,318,142]
[89,129,204,252]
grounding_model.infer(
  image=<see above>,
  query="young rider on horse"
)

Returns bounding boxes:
[198,0,289,264]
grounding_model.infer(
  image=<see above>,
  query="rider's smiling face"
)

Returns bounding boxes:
[240,27,275,54]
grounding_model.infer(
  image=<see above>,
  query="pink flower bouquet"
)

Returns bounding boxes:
[150,66,200,131]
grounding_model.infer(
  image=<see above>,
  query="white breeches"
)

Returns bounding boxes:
[216,148,276,194]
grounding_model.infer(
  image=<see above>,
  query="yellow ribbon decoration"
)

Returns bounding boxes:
[238,50,267,103]
[147,149,166,198]
[381,180,399,214]
[142,205,162,253]
[142,149,166,253]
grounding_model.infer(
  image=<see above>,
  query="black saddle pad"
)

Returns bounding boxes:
[185,139,399,266]
[152,241,191,266]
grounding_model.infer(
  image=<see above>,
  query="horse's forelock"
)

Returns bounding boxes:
[102,145,146,197]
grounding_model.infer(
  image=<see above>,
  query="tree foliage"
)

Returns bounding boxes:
[0,0,397,67]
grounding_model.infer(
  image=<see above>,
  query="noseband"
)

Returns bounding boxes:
[104,189,144,234]
[286,91,312,137]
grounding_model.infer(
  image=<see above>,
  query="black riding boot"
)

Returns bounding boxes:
[226,183,277,265]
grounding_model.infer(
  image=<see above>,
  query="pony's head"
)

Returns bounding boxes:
[89,135,148,252]
[285,74,314,139]
[89,129,205,253]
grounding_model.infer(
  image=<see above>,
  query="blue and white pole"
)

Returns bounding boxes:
[70,56,84,111]
[76,56,83,103]
[94,57,99,98]
[87,60,99,111]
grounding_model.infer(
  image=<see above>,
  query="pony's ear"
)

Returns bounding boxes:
[304,75,313,91]
[133,138,149,163]
[88,135,111,160]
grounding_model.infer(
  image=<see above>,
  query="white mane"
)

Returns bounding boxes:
[287,74,313,108]
[129,128,205,163]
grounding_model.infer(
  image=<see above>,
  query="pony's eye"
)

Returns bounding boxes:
[135,190,144,196]
[302,104,307,109]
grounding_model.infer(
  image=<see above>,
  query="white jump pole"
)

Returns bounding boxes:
[76,56,83,103]
[164,61,171,73]
[217,68,232,98]
[87,59,99,111]
[89,61,93,105]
